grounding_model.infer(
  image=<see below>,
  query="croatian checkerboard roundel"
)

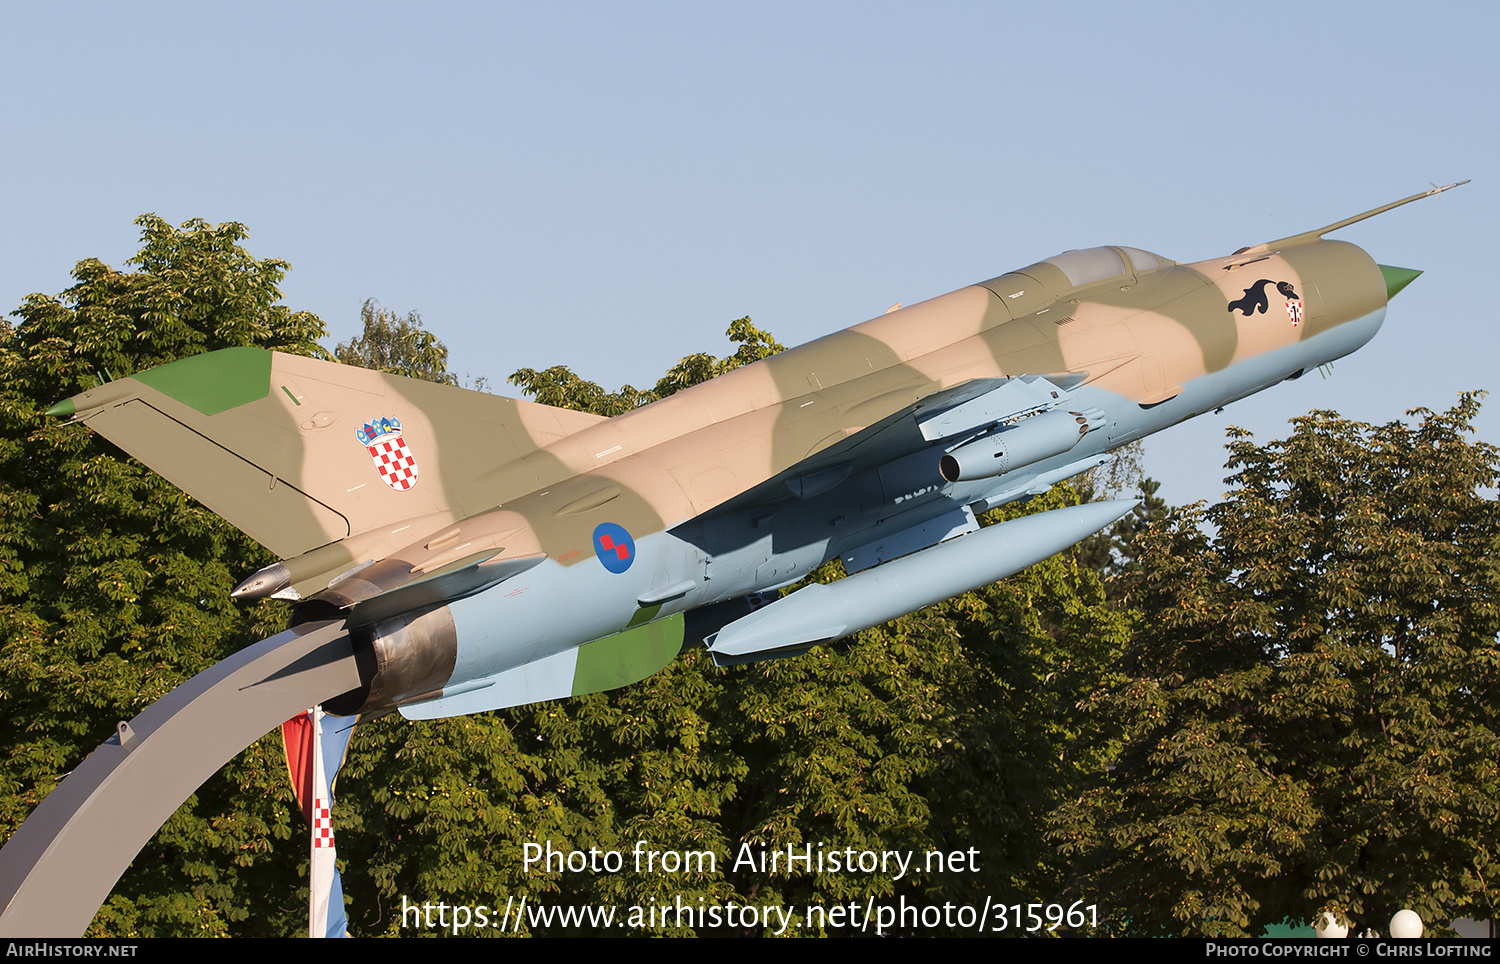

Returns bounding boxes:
[356,416,419,491]
[592,522,636,574]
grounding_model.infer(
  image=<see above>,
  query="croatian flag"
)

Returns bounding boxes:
[284,707,355,938]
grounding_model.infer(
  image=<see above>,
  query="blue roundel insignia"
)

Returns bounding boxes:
[592,522,636,574]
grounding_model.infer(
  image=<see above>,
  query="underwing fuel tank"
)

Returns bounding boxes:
[705,499,1137,665]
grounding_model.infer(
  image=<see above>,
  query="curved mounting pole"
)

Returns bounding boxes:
[0,620,361,937]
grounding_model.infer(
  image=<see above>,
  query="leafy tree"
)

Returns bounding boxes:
[1074,477,1169,589]
[649,316,786,399]
[508,316,784,414]
[0,216,328,935]
[920,491,1136,909]
[1086,439,1146,501]
[334,299,456,385]
[504,365,655,417]
[1051,395,1500,936]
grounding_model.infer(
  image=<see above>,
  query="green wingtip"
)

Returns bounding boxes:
[132,347,273,415]
[1379,264,1423,301]
[44,399,75,418]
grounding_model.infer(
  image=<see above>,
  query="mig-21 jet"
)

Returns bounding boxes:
[42,185,1456,721]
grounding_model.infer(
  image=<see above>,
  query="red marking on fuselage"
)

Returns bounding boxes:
[598,535,630,560]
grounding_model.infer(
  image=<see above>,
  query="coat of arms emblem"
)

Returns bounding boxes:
[357,416,419,491]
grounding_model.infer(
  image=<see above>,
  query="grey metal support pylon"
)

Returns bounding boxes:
[0,619,362,937]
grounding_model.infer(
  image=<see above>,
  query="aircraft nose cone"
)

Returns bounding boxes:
[1379,264,1423,301]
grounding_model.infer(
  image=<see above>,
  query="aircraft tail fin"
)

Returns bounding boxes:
[53,348,606,560]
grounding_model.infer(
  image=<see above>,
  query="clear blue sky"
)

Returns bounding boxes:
[3,1,1494,509]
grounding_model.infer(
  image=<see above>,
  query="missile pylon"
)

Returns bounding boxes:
[707,499,1137,664]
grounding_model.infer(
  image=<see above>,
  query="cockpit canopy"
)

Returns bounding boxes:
[977,245,1174,318]
[1036,246,1167,287]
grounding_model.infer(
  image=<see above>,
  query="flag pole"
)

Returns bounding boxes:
[309,706,338,938]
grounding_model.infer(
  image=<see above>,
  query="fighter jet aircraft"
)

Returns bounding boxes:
[44,185,1459,722]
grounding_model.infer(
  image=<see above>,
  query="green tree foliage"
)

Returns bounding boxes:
[1086,439,1146,501]
[508,316,785,414]
[649,316,787,399]
[504,365,656,417]
[334,299,457,386]
[0,216,327,935]
[1073,477,1169,588]
[1051,396,1500,936]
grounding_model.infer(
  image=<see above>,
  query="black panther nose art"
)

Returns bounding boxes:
[1228,279,1301,316]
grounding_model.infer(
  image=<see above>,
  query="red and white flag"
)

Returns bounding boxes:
[284,707,353,938]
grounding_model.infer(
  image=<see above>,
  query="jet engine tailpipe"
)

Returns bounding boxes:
[325,604,459,716]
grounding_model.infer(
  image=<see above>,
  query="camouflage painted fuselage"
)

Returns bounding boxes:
[53,196,1430,719]
[389,236,1390,715]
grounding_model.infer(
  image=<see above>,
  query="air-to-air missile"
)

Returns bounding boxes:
[43,184,1459,719]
